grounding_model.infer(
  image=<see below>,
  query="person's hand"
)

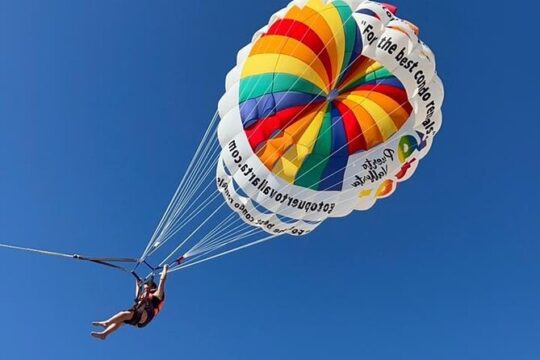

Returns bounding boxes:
[161,264,169,277]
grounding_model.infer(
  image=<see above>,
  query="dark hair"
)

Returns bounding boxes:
[145,280,158,290]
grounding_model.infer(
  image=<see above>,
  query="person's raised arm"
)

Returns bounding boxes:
[156,264,169,300]
[135,278,142,299]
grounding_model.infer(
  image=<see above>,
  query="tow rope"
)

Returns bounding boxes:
[0,242,157,280]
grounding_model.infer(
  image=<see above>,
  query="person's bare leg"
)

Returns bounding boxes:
[91,311,133,340]
[93,311,132,328]
[92,321,124,340]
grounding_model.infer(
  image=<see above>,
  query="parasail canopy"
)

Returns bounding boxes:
[140,0,444,274]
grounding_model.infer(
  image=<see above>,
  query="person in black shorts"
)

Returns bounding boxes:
[91,264,169,340]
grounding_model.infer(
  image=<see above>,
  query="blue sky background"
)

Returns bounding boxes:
[0,0,538,359]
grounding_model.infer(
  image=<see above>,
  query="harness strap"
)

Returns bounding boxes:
[73,255,136,273]
[0,242,148,276]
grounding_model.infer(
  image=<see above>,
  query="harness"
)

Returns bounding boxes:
[132,288,165,328]
[144,292,165,315]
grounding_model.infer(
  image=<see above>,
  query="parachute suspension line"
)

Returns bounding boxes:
[189,228,262,260]
[195,214,249,246]
[140,111,220,260]
[182,212,239,255]
[160,204,260,269]
[177,229,263,269]
[166,139,220,216]
[155,171,258,266]
[156,180,219,241]
[147,190,223,257]
[148,175,256,270]
[151,132,221,248]
[153,135,219,241]
[186,216,256,256]
[163,153,220,231]
[170,152,216,213]
[178,200,258,255]
[158,198,230,267]
[156,158,218,242]
[141,111,218,259]
[161,208,264,270]
[170,234,278,272]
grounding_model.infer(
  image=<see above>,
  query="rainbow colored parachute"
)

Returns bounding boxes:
[217,0,444,235]
[141,0,445,272]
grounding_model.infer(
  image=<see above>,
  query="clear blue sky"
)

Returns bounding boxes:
[0,0,538,359]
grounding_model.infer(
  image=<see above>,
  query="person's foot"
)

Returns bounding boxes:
[92,321,108,328]
[91,332,107,340]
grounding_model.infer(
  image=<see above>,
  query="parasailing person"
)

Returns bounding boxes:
[91,265,169,340]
